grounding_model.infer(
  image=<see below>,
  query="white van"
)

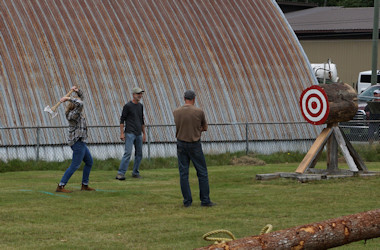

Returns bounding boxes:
[357,70,380,93]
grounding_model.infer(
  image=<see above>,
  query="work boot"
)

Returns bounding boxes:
[115,174,126,180]
[56,184,73,193]
[81,184,96,191]
[201,202,217,207]
[132,174,142,179]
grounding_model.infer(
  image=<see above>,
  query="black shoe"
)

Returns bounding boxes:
[115,174,126,180]
[132,174,142,179]
[201,202,216,207]
[183,203,192,208]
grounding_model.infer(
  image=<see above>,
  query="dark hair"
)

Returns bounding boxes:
[184,90,196,100]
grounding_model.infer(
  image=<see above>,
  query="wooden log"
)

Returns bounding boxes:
[197,209,380,250]
[319,83,357,124]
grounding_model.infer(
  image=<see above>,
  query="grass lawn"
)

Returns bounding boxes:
[0,162,379,249]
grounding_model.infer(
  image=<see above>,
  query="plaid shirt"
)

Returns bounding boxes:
[66,89,87,146]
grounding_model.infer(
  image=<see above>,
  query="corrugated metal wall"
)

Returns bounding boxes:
[0,0,319,145]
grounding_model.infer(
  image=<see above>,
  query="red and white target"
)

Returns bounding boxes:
[300,85,329,125]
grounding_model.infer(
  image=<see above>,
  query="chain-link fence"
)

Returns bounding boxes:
[0,121,378,162]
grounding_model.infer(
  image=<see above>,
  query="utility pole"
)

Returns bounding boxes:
[371,0,379,85]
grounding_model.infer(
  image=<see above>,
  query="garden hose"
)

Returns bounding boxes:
[203,224,273,244]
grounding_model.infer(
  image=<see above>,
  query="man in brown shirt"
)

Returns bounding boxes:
[173,90,215,207]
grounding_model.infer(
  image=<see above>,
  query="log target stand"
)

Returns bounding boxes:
[256,83,380,182]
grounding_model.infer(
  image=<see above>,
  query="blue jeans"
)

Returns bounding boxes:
[177,140,210,206]
[118,133,143,176]
[60,140,93,186]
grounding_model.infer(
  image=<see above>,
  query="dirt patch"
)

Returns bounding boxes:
[230,155,266,166]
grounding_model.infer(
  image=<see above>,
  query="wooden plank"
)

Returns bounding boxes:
[326,134,338,172]
[326,174,355,179]
[308,146,324,173]
[255,173,280,180]
[338,127,368,171]
[279,172,299,178]
[297,174,324,183]
[333,127,359,172]
[359,172,380,177]
[295,127,332,173]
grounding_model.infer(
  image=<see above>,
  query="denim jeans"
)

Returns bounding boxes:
[59,140,93,186]
[177,140,210,206]
[368,122,380,141]
[118,133,143,176]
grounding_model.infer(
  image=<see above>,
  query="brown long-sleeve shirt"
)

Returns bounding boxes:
[173,104,207,142]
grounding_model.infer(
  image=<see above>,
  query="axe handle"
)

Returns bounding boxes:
[51,89,75,112]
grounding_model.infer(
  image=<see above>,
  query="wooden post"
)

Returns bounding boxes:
[333,127,358,172]
[338,127,368,172]
[197,209,380,250]
[326,130,338,173]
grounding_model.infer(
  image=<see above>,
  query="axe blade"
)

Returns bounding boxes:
[44,105,58,118]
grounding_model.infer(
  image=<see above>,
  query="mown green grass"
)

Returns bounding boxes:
[0,162,379,249]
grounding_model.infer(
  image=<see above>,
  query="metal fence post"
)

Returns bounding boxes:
[245,122,248,155]
[147,125,151,161]
[36,127,40,161]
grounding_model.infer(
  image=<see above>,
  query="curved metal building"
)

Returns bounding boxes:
[0,0,319,155]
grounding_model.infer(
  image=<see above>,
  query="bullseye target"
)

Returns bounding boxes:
[300,85,329,125]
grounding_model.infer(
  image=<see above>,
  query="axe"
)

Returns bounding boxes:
[44,89,75,118]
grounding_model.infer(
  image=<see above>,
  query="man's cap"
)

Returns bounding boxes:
[374,89,380,94]
[132,87,144,94]
[184,90,196,100]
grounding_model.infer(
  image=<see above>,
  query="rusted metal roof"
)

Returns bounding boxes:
[286,7,379,32]
[0,0,319,146]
